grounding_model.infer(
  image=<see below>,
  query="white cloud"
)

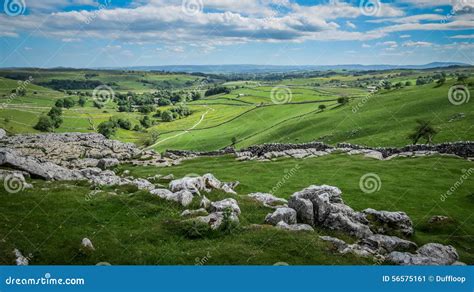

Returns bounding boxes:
[379,41,398,48]
[367,14,445,24]
[450,34,474,39]
[362,43,371,48]
[346,21,356,29]
[400,34,411,38]
[402,41,433,47]
[0,0,394,45]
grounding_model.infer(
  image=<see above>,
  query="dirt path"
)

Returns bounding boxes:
[146,106,215,149]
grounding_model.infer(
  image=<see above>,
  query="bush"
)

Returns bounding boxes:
[140,116,152,128]
[78,96,87,107]
[98,121,117,138]
[93,100,104,109]
[47,107,63,128]
[205,86,230,97]
[318,104,327,111]
[116,118,132,130]
[138,105,155,114]
[161,110,174,122]
[55,97,76,108]
[34,116,55,132]
[337,97,349,105]
[158,98,172,106]
[141,130,160,147]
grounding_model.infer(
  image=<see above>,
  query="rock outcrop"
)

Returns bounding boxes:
[169,174,239,195]
[187,198,242,230]
[13,249,29,266]
[386,243,460,265]
[0,132,172,170]
[265,207,297,225]
[288,185,373,238]
[248,192,288,208]
[362,208,414,237]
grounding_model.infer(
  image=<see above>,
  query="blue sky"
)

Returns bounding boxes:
[0,0,473,68]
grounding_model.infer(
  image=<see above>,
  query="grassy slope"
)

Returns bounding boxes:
[153,80,473,151]
[0,154,472,265]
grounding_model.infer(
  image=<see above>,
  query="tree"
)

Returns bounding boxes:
[34,116,55,132]
[337,97,349,105]
[93,100,104,109]
[116,118,132,130]
[78,96,87,107]
[140,116,152,128]
[97,121,117,138]
[55,99,64,108]
[231,136,237,145]
[191,91,201,101]
[405,81,412,86]
[138,105,155,114]
[457,74,468,83]
[161,110,174,122]
[47,107,63,128]
[62,97,76,108]
[141,130,160,147]
[408,120,438,145]
[318,104,327,111]
[16,88,26,96]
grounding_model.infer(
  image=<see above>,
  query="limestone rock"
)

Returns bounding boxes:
[360,234,417,254]
[180,208,208,217]
[289,185,372,238]
[210,198,241,215]
[276,221,314,232]
[265,207,297,225]
[428,215,451,224]
[81,238,95,251]
[151,188,193,207]
[194,211,240,230]
[97,158,120,170]
[386,243,459,265]
[248,192,288,208]
[0,148,84,181]
[200,195,211,209]
[363,208,414,237]
[13,249,29,266]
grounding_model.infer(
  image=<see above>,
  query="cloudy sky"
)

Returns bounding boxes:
[0,0,473,67]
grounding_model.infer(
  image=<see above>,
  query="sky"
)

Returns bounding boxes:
[0,0,473,68]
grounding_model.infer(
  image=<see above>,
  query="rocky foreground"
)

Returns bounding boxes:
[0,131,467,266]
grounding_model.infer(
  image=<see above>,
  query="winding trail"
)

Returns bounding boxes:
[146,106,215,149]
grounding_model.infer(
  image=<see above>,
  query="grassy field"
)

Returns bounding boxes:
[1,68,472,149]
[0,154,472,265]
[0,68,472,266]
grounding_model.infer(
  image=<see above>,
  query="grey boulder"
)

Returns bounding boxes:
[265,207,297,225]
